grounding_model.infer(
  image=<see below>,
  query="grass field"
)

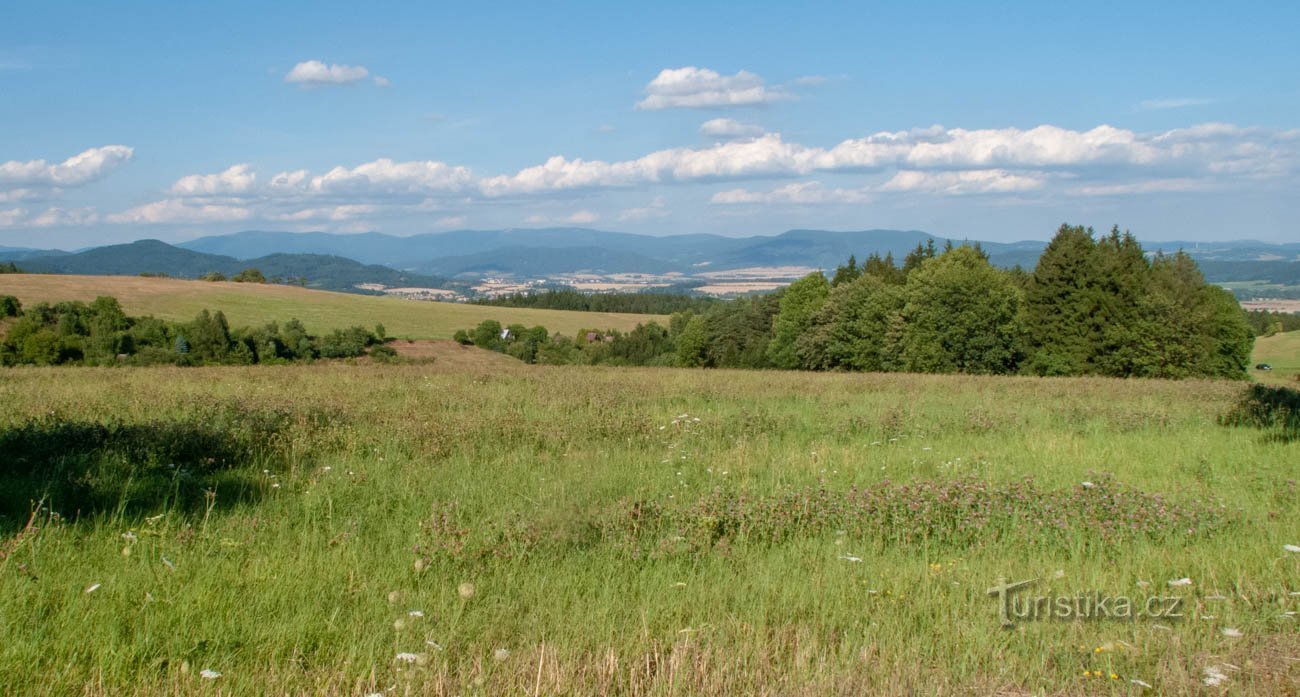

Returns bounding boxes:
[1252,330,1300,385]
[1,362,1297,695]
[0,274,664,339]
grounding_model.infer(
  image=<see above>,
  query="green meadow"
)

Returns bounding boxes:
[1,362,1297,695]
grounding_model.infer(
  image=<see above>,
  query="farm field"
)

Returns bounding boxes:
[1,363,1297,695]
[0,274,663,339]
[1252,330,1300,385]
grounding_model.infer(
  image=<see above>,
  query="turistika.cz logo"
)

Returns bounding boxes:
[986,578,1184,627]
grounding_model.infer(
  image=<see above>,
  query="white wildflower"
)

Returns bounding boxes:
[1284,544,1300,553]
[840,555,863,563]
[200,669,221,680]
[394,652,421,664]
[1130,679,1153,689]
[1081,481,1095,489]
[458,582,476,599]
[408,610,424,618]
[1221,627,1242,638]
[1168,577,1193,587]
[1202,665,1229,687]
[492,648,510,662]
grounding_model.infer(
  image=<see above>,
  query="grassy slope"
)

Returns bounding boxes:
[1252,329,1300,385]
[0,365,1296,695]
[0,274,664,339]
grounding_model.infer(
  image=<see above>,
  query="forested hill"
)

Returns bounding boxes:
[16,240,458,293]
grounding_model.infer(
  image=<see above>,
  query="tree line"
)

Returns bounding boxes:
[456,225,1257,379]
[473,288,721,315]
[0,295,391,366]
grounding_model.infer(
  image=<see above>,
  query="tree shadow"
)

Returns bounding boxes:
[0,413,298,534]
[1221,383,1300,444]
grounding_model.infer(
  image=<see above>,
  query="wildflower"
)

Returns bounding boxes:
[1168,577,1193,587]
[161,556,176,571]
[122,531,138,543]
[426,641,444,651]
[1221,627,1242,638]
[1081,481,1095,489]
[394,652,421,664]
[408,610,424,618]
[413,558,426,573]
[1131,678,1153,688]
[458,582,476,599]
[1110,673,1119,680]
[387,591,402,604]
[492,648,510,662]
[200,669,221,680]
[85,583,101,594]
[393,619,406,631]
[840,555,863,562]
[1202,665,1229,687]
[1285,544,1300,553]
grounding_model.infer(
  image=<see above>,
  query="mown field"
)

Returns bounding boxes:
[1252,330,1300,385]
[0,275,663,339]
[1,362,1297,695]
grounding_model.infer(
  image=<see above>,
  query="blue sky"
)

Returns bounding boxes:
[2,0,1298,248]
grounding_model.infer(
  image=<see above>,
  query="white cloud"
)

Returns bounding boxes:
[637,67,790,110]
[31,207,100,227]
[1139,97,1213,111]
[284,60,370,86]
[271,204,378,222]
[712,181,870,205]
[879,170,1046,195]
[0,145,133,188]
[618,196,668,221]
[373,76,391,87]
[0,208,26,227]
[524,209,600,225]
[0,188,42,203]
[282,159,474,196]
[171,164,257,195]
[107,199,252,224]
[435,215,467,228]
[566,209,599,224]
[699,118,764,139]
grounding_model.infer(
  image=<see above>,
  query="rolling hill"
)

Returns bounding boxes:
[0,274,663,339]
[16,240,458,292]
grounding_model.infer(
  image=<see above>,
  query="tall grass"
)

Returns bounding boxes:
[0,365,1297,695]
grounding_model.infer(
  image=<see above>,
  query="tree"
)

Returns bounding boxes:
[896,246,1024,374]
[1023,224,1101,376]
[0,295,21,317]
[830,254,861,287]
[797,274,905,371]
[231,268,267,283]
[674,315,709,367]
[766,272,830,369]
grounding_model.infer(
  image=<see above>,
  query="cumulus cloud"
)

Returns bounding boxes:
[284,60,371,86]
[879,170,1046,195]
[31,206,100,227]
[107,199,252,224]
[712,181,870,205]
[637,67,790,110]
[171,164,257,195]
[618,196,668,221]
[0,208,26,227]
[89,121,1299,227]
[0,145,133,188]
[700,118,765,139]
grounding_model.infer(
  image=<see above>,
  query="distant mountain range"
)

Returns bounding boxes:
[173,228,1052,276]
[5,240,457,293]
[2,228,1298,296]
